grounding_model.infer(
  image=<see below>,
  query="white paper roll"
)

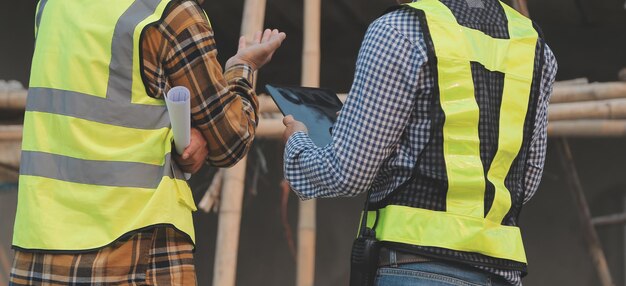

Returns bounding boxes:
[165,86,192,179]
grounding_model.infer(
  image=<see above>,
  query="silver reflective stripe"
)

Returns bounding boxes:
[106,0,162,102]
[35,0,49,38]
[20,151,184,189]
[27,87,170,130]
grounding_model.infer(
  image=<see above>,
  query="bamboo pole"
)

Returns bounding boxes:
[213,157,247,286]
[0,243,11,285]
[0,80,26,110]
[511,0,530,17]
[592,213,626,227]
[553,77,588,87]
[548,120,626,137]
[0,125,23,141]
[297,0,321,285]
[619,68,626,82]
[556,139,615,286]
[198,169,224,213]
[0,89,27,110]
[548,99,626,121]
[212,1,266,285]
[551,82,626,103]
[256,118,284,139]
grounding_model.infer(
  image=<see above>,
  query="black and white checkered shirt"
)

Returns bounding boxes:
[284,1,558,285]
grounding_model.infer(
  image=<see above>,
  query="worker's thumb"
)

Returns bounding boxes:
[283,115,294,126]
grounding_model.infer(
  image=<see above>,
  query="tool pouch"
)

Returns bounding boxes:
[349,227,380,286]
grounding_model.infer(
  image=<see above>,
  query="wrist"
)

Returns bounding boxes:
[226,57,256,71]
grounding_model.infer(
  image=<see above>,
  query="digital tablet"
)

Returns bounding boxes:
[265,84,343,147]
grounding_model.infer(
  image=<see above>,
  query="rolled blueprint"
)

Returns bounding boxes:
[165,86,192,179]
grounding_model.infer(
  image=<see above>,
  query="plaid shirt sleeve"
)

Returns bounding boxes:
[142,1,258,167]
[284,19,423,200]
[523,45,557,204]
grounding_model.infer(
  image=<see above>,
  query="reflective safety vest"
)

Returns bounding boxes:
[13,0,198,251]
[366,0,540,265]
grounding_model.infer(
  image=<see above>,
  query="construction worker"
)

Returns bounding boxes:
[283,0,556,285]
[10,0,284,284]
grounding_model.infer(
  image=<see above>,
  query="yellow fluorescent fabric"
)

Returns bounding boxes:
[131,0,170,105]
[22,111,171,165]
[16,0,197,251]
[13,176,195,250]
[367,206,527,263]
[373,0,539,263]
[30,1,134,96]
[485,5,538,223]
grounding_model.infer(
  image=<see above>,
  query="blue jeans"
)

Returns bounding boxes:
[375,261,512,286]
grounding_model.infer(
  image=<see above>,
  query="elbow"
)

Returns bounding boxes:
[333,173,370,198]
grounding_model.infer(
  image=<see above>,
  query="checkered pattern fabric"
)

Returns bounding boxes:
[284,0,558,285]
[9,227,195,286]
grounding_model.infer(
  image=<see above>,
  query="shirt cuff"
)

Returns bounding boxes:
[285,131,316,157]
[224,64,255,86]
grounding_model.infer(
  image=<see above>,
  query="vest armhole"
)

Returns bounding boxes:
[138,0,178,99]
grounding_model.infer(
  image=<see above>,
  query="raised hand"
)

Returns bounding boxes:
[226,29,287,71]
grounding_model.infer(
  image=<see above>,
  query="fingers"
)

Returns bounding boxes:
[267,32,287,50]
[283,115,295,126]
[238,36,246,51]
[253,31,263,44]
[261,29,272,43]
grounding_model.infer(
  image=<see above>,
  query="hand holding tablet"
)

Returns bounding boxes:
[266,84,343,147]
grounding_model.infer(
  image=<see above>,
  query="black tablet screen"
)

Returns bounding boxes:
[266,85,343,147]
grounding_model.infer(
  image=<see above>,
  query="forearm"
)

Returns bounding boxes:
[284,132,373,200]
[198,64,259,167]
[163,23,258,167]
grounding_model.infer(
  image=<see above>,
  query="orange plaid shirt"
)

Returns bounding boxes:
[142,0,258,167]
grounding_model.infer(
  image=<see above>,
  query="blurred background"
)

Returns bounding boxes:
[1,0,626,285]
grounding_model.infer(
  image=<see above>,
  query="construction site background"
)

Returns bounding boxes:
[1,0,626,285]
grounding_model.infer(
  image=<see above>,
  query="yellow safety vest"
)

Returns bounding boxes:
[366,0,539,264]
[13,0,198,251]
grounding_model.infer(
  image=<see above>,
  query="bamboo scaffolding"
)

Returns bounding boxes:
[0,80,26,110]
[0,125,23,141]
[212,0,266,285]
[548,120,626,137]
[297,0,321,285]
[553,77,588,87]
[213,157,247,286]
[556,139,615,286]
[592,213,626,227]
[256,118,284,139]
[551,82,626,103]
[198,169,224,213]
[6,113,626,139]
[0,243,11,285]
[548,99,626,121]
[0,89,27,111]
